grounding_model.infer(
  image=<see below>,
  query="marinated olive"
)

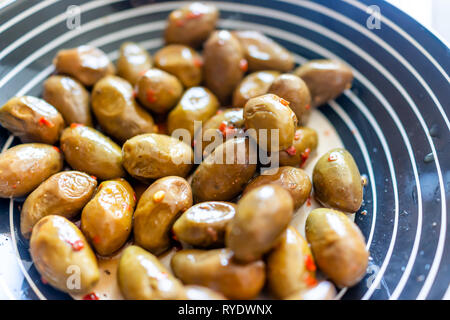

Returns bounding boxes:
[60,125,125,180]
[0,96,65,144]
[172,201,237,248]
[232,70,280,108]
[81,179,135,256]
[20,171,97,238]
[43,75,92,126]
[167,86,219,141]
[171,248,265,299]
[294,59,353,107]
[278,127,318,167]
[305,208,369,287]
[118,245,185,300]
[184,285,226,300]
[313,148,363,212]
[244,93,297,152]
[226,185,293,263]
[203,30,245,104]
[266,226,316,298]
[0,143,63,198]
[136,68,183,114]
[286,281,336,300]
[165,2,219,48]
[30,215,99,294]
[154,45,203,88]
[191,137,257,202]
[53,45,115,86]
[134,176,193,255]
[122,133,193,181]
[268,74,311,125]
[243,166,311,210]
[233,30,294,72]
[200,108,245,156]
[117,42,152,85]
[92,75,155,143]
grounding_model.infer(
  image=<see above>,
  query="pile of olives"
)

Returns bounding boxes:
[0,2,368,300]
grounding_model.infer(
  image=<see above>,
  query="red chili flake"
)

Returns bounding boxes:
[68,239,84,251]
[146,89,157,103]
[93,235,101,244]
[216,109,224,115]
[175,18,185,27]
[300,148,311,167]
[139,69,149,77]
[132,90,137,98]
[280,98,290,106]
[52,146,60,153]
[90,175,97,180]
[285,146,297,156]
[239,59,248,72]
[305,255,316,272]
[83,292,100,300]
[305,104,311,110]
[70,123,83,129]
[193,58,203,67]
[306,197,312,207]
[133,193,137,203]
[294,131,302,140]
[38,117,54,128]
[41,277,48,285]
[351,129,357,135]
[218,121,235,137]
[324,130,330,136]
[361,210,368,216]
[328,153,338,162]
[305,274,318,287]
[186,11,203,19]
[192,139,197,147]
[12,184,17,189]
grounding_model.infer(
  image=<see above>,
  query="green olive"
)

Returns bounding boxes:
[136,68,183,114]
[172,201,236,248]
[30,215,99,294]
[226,184,293,263]
[0,143,63,198]
[243,166,311,210]
[165,2,219,48]
[81,179,135,256]
[122,133,193,181]
[43,75,93,126]
[171,248,265,299]
[278,127,318,167]
[200,108,245,157]
[20,171,97,239]
[0,96,65,144]
[184,285,226,300]
[118,245,185,300]
[268,74,311,125]
[191,137,257,202]
[134,176,193,255]
[244,93,297,152]
[53,45,115,86]
[232,70,280,108]
[233,30,294,72]
[92,75,155,143]
[294,59,353,107]
[154,45,203,88]
[203,30,245,104]
[267,226,316,298]
[285,281,336,300]
[167,86,219,141]
[313,148,363,212]
[60,125,125,180]
[117,42,152,85]
[305,208,369,287]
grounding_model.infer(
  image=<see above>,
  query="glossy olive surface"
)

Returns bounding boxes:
[134,176,193,255]
[0,143,63,198]
[171,248,266,299]
[21,171,97,238]
[232,70,280,108]
[278,127,318,167]
[0,96,64,144]
[30,215,99,294]
[117,42,152,85]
